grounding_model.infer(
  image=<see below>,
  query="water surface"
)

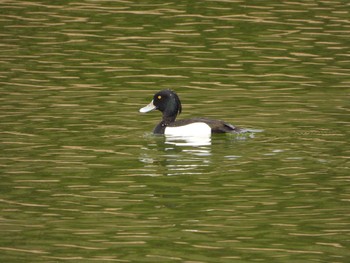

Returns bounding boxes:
[1,0,349,262]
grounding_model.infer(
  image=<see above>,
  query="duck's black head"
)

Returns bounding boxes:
[140,89,182,121]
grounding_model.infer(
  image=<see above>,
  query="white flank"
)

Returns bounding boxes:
[164,122,211,137]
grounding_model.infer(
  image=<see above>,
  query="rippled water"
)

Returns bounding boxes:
[1,1,349,262]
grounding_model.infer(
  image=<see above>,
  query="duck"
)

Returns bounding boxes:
[139,89,247,136]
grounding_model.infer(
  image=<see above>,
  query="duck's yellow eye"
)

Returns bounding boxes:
[157,95,162,100]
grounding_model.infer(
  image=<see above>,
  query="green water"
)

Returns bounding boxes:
[1,1,349,262]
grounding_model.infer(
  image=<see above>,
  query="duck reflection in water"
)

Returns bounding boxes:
[139,134,212,176]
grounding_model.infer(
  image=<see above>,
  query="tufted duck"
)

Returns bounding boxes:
[140,89,247,136]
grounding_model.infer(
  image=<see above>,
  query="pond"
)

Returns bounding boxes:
[0,1,349,262]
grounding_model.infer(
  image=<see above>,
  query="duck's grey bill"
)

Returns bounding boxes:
[139,100,156,113]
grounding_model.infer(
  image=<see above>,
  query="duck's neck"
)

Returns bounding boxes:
[153,114,177,134]
[162,114,177,124]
